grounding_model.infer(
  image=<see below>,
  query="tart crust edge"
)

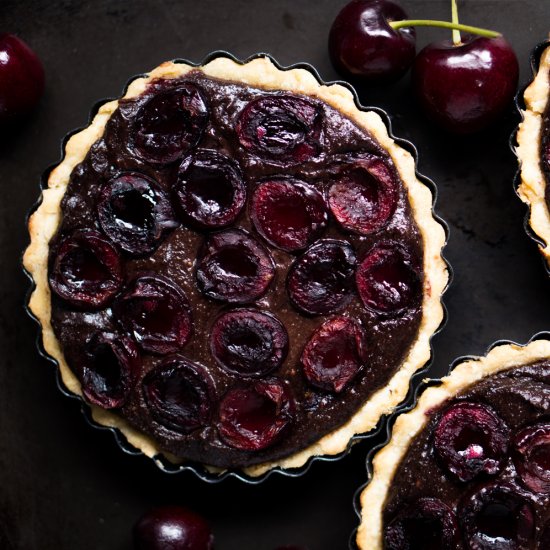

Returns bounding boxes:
[356,337,550,549]
[23,56,448,477]
[516,43,550,265]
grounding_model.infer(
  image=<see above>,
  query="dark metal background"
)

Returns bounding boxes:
[1,1,549,549]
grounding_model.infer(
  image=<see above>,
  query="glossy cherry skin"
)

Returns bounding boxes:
[0,33,45,121]
[328,0,416,83]
[412,35,519,134]
[133,506,214,550]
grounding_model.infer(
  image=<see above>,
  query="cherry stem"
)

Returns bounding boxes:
[389,19,501,39]
[451,0,461,45]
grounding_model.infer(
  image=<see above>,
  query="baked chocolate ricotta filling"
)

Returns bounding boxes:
[47,71,424,468]
[383,360,550,549]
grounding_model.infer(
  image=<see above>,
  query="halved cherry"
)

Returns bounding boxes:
[300,317,366,393]
[458,483,535,550]
[175,149,246,230]
[287,239,356,315]
[132,83,208,164]
[82,332,140,409]
[218,378,295,451]
[384,498,459,550]
[328,156,398,235]
[250,178,328,251]
[97,172,178,255]
[512,423,550,494]
[356,241,420,315]
[211,309,288,377]
[196,229,275,303]
[143,356,215,434]
[434,401,509,483]
[236,94,323,162]
[49,229,122,309]
[113,275,193,355]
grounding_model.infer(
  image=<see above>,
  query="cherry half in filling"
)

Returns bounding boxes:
[236,94,323,162]
[458,483,535,550]
[434,401,509,483]
[49,229,122,309]
[113,275,193,355]
[512,423,550,494]
[82,332,140,409]
[176,149,246,230]
[250,178,328,252]
[97,172,178,256]
[210,309,288,377]
[328,157,398,235]
[143,356,215,434]
[218,378,295,451]
[287,239,356,315]
[356,241,420,315]
[196,229,275,303]
[301,317,366,393]
[384,497,459,550]
[132,83,208,164]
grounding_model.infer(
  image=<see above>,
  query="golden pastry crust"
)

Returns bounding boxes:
[356,337,550,549]
[23,55,448,477]
[516,42,550,265]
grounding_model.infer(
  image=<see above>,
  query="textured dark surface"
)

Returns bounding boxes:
[1,1,549,549]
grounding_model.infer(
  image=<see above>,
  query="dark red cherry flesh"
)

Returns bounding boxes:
[236,94,322,162]
[328,0,416,83]
[143,356,215,434]
[176,149,246,230]
[384,498,459,550]
[49,230,122,309]
[251,178,328,251]
[211,309,288,377]
[458,483,535,550]
[113,275,193,355]
[412,35,519,134]
[82,332,140,409]
[356,241,420,315]
[301,317,366,393]
[0,33,45,122]
[328,157,397,235]
[196,229,275,303]
[97,172,178,256]
[133,505,214,550]
[218,378,294,451]
[287,240,356,315]
[434,401,509,483]
[512,423,550,494]
[132,83,208,164]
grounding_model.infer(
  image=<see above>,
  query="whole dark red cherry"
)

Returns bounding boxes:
[133,505,214,550]
[328,0,416,83]
[412,35,519,134]
[0,33,45,121]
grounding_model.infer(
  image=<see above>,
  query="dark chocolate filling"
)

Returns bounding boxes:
[383,360,550,549]
[48,70,424,468]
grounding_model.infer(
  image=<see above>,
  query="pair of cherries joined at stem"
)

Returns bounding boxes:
[329,0,519,134]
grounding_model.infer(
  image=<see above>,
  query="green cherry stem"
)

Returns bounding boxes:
[451,0,461,45]
[389,20,501,39]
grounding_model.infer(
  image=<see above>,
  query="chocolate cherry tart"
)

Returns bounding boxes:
[516,39,550,268]
[356,337,550,549]
[23,54,447,477]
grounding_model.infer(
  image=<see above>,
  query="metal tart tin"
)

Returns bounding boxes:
[23,50,450,483]
[349,330,550,549]
[512,39,550,275]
